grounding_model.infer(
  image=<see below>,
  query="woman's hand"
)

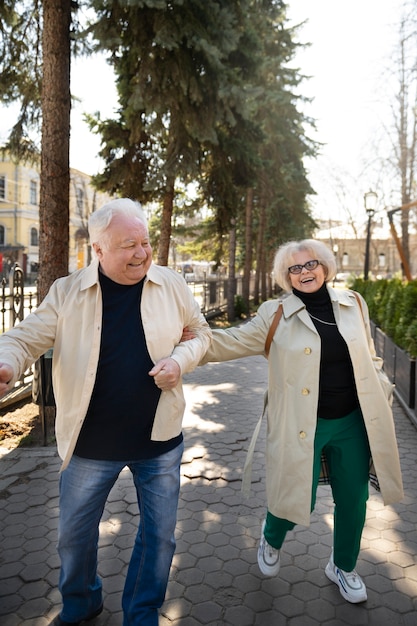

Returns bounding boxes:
[180,326,196,342]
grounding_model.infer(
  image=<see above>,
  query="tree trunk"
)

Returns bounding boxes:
[254,201,266,306]
[396,25,414,277]
[260,243,267,302]
[38,0,71,431]
[157,176,175,266]
[242,187,253,314]
[39,0,71,302]
[267,249,274,298]
[400,195,410,276]
[227,218,237,322]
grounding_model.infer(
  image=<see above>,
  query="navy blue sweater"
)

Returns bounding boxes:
[75,272,182,460]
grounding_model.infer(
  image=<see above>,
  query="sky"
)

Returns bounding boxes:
[0,0,409,233]
[69,54,118,175]
[287,0,409,234]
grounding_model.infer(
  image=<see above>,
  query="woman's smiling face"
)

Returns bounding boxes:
[288,250,326,293]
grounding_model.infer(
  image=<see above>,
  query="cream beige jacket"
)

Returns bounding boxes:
[202,286,404,526]
[0,260,211,469]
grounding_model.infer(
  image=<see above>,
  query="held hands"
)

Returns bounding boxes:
[0,363,14,397]
[149,358,181,391]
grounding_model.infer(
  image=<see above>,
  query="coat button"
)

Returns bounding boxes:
[301,388,309,395]
[299,431,306,439]
[304,347,312,354]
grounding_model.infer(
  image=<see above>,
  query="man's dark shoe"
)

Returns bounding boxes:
[52,604,103,626]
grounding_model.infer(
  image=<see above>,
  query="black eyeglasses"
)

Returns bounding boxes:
[288,259,321,274]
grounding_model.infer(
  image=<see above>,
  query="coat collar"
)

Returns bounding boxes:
[80,258,100,290]
[281,284,357,318]
[327,285,358,306]
[79,258,163,291]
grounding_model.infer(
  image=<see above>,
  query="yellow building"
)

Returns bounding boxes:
[0,154,113,281]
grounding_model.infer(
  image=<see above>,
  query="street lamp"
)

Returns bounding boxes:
[364,190,378,280]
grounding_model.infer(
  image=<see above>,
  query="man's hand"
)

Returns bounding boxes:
[149,358,181,391]
[0,363,14,397]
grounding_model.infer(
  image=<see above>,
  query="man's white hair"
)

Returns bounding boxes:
[88,198,148,254]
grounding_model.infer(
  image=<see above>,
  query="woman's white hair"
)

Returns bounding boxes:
[273,238,337,292]
[88,198,148,254]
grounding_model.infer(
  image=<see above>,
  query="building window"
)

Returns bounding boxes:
[76,187,84,213]
[0,225,5,245]
[30,180,37,205]
[0,175,5,200]
[342,252,349,267]
[30,227,39,246]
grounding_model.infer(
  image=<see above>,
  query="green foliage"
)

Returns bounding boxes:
[0,0,42,159]
[351,278,417,358]
[88,0,316,260]
[0,0,84,161]
[89,0,255,197]
[380,278,403,338]
[405,319,417,358]
[2,0,318,279]
[350,277,389,326]
[234,294,247,319]
[394,281,417,350]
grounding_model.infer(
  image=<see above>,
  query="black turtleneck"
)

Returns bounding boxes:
[293,284,359,419]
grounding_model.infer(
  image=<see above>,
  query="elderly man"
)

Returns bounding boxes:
[0,198,211,626]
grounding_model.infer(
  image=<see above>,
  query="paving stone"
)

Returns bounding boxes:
[190,600,223,623]
[0,355,416,624]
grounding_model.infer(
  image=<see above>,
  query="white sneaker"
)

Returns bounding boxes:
[325,552,367,603]
[257,520,280,576]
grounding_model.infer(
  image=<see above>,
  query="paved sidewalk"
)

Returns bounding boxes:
[0,355,416,625]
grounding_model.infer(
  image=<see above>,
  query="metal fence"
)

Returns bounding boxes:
[0,264,38,407]
[0,266,247,445]
[0,262,270,448]
[0,264,37,333]
[0,267,240,331]
[186,276,239,318]
[0,267,241,400]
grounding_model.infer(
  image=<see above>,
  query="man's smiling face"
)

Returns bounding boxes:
[93,214,153,285]
[288,250,326,293]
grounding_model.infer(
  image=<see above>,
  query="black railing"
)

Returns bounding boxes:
[0,270,246,440]
[0,264,37,399]
[0,270,242,329]
[0,264,37,333]
[186,275,247,318]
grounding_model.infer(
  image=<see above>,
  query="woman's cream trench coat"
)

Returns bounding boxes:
[0,260,212,470]
[202,286,404,527]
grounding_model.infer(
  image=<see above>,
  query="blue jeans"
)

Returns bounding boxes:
[57,442,183,626]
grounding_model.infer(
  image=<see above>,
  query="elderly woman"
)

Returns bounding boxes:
[200,239,403,604]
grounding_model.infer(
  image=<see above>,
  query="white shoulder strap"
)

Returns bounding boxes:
[241,390,268,498]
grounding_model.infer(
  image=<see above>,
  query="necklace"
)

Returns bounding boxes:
[308,312,337,326]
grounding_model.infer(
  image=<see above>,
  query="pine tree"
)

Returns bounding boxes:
[0,0,42,160]
[87,0,262,265]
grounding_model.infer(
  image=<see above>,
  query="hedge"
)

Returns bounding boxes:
[350,277,417,358]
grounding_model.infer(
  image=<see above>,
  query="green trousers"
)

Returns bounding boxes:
[264,408,370,572]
